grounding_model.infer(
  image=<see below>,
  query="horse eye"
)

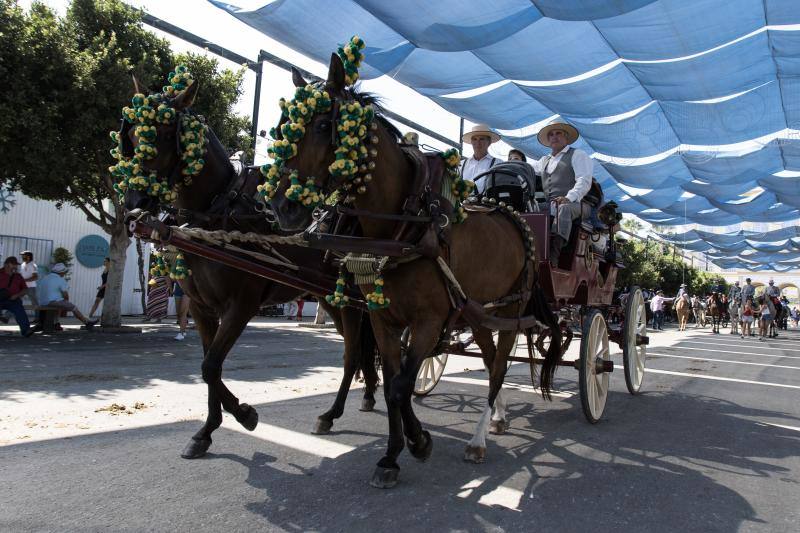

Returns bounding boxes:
[316,120,331,133]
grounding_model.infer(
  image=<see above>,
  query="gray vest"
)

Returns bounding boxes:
[542,148,575,200]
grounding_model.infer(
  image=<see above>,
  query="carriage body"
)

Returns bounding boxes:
[521,213,618,307]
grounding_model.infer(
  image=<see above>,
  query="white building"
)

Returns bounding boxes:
[0,186,148,315]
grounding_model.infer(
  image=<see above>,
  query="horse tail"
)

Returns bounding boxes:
[525,285,562,401]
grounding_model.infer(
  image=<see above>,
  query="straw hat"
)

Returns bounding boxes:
[537,120,579,146]
[462,123,499,143]
[51,263,67,274]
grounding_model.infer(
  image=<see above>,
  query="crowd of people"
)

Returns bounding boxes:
[618,279,798,340]
[1,249,193,339]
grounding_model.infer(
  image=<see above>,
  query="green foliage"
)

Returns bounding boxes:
[617,237,728,296]
[0,0,252,222]
[51,246,74,279]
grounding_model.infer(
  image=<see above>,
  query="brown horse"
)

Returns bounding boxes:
[121,78,379,459]
[270,55,562,488]
[706,292,723,334]
[675,294,691,331]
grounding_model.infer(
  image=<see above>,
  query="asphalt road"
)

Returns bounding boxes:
[1,319,799,532]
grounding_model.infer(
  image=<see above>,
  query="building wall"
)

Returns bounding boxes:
[0,190,148,315]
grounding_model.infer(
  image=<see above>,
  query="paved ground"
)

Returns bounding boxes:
[1,317,799,532]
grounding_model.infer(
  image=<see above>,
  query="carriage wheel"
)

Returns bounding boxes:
[413,354,448,396]
[623,286,647,395]
[579,309,610,424]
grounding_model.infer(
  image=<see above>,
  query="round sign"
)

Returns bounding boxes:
[75,235,110,268]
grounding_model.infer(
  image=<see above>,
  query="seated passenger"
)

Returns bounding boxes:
[460,124,500,193]
[530,120,594,266]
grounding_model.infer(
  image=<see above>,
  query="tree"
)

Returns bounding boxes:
[0,0,251,326]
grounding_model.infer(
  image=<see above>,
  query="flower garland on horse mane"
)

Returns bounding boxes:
[110,65,208,204]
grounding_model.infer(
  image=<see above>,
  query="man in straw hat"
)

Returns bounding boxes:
[460,124,500,192]
[531,120,594,266]
[38,263,97,330]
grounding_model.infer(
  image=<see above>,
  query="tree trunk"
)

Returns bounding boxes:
[101,221,130,328]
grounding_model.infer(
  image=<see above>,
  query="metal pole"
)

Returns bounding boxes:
[459,118,465,153]
[250,54,265,163]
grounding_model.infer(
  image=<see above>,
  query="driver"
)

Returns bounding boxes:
[460,124,500,193]
[531,120,594,265]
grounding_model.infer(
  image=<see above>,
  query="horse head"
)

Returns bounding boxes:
[267,49,409,235]
[116,72,232,226]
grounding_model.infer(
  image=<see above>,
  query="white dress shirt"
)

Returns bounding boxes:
[461,154,499,193]
[532,146,594,203]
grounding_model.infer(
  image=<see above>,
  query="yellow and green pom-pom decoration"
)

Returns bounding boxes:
[109,65,206,204]
[325,271,350,308]
[148,254,170,284]
[169,253,191,280]
[365,274,390,310]
[440,148,474,224]
[258,36,374,209]
[337,35,366,86]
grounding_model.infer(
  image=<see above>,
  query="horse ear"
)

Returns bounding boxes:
[173,80,199,110]
[292,67,308,88]
[326,52,345,93]
[132,74,143,95]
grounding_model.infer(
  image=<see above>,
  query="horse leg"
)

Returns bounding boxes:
[185,309,259,460]
[182,304,222,459]
[466,329,515,463]
[312,308,375,434]
[390,320,443,464]
[369,321,405,489]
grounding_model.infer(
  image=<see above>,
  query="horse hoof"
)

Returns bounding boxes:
[370,466,400,489]
[464,445,486,464]
[312,418,333,435]
[237,403,259,431]
[489,420,507,435]
[407,430,433,462]
[359,397,376,412]
[181,437,211,459]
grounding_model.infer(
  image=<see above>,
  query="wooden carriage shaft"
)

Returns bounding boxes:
[130,220,368,310]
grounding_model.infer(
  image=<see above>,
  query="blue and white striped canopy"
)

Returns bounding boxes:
[210,0,800,267]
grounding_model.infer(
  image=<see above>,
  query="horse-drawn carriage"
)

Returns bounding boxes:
[119,42,649,487]
[410,162,649,424]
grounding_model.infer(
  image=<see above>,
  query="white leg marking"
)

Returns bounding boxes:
[468,401,493,449]
[492,387,506,422]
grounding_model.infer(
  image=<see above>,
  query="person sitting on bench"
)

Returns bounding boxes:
[0,256,35,337]
[37,263,97,330]
[530,120,594,266]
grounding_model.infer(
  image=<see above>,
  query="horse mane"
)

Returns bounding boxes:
[344,88,402,142]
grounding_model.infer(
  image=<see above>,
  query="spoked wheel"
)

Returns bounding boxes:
[413,354,448,396]
[578,309,611,424]
[622,286,647,395]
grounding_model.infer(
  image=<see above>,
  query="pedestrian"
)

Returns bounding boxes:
[37,263,97,329]
[757,294,775,340]
[145,263,170,323]
[88,257,109,318]
[650,290,674,331]
[741,298,754,338]
[0,256,35,337]
[294,298,305,321]
[172,279,190,340]
[18,251,39,311]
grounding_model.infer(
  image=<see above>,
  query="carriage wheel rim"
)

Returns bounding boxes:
[586,312,609,419]
[414,354,448,394]
[626,289,646,390]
